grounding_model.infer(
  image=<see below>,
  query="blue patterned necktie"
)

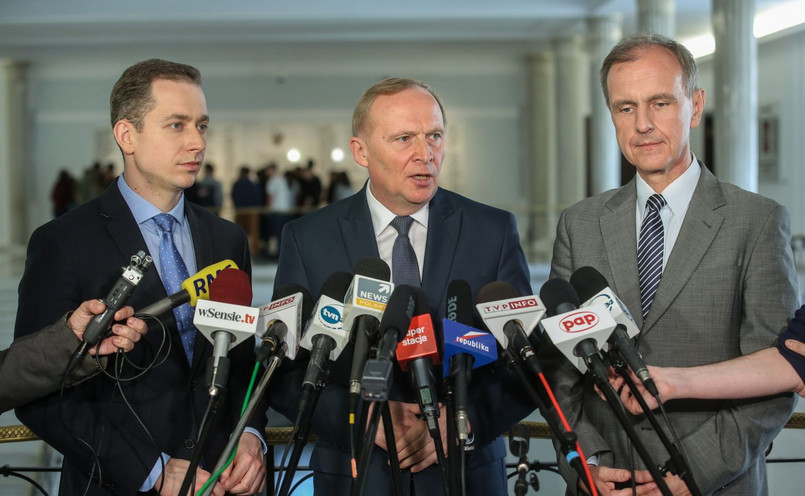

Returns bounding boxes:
[153,213,195,363]
[390,215,421,287]
[637,194,667,320]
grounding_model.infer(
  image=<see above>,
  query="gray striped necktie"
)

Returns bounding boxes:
[390,215,421,287]
[638,194,667,320]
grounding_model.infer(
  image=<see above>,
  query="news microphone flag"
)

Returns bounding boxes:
[475,294,546,349]
[258,292,304,359]
[441,319,497,377]
[540,303,617,372]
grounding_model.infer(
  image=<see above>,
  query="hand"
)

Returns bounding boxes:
[374,401,448,473]
[602,366,676,415]
[219,432,266,494]
[632,473,693,496]
[68,300,147,355]
[579,465,656,496]
[155,457,224,496]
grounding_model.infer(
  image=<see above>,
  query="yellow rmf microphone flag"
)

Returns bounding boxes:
[182,259,239,307]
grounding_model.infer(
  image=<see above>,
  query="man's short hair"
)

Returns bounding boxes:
[110,59,202,131]
[351,77,446,137]
[600,33,699,107]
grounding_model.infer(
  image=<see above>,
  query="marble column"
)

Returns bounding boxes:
[587,15,622,194]
[637,0,675,36]
[713,0,757,191]
[0,59,30,250]
[554,35,587,205]
[526,49,558,261]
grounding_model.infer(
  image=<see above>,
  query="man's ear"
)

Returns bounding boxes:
[349,136,369,169]
[690,88,706,130]
[113,120,136,155]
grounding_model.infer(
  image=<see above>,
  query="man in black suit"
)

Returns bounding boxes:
[272,77,534,495]
[14,59,265,495]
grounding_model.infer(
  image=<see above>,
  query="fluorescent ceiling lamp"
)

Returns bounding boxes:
[682,1,805,58]
[754,1,805,37]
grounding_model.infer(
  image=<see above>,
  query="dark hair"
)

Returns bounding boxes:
[600,33,699,107]
[110,59,201,131]
[352,77,446,137]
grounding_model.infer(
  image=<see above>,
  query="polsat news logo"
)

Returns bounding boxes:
[558,311,600,334]
[196,307,256,324]
[481,297,540,314]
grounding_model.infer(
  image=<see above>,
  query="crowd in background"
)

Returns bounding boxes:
[49,158,354,261]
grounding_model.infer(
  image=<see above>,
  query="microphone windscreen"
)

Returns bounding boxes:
[209,268,252,306]
[477,281,520,304]
[539,278,581,317]
[446,279,474,325]
[379,284,418,342]
[320,271,353,301]
[569,266,609,302]
[353,257,391,282]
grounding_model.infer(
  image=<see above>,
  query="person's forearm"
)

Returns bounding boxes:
[661,347,802,400]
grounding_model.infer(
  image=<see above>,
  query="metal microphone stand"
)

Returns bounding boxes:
[609,357,702,496]
[199,344,287,496]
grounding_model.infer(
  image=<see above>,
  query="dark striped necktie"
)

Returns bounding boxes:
[637,194,667,320]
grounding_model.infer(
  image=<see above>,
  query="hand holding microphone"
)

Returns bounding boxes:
[69,300,147,355]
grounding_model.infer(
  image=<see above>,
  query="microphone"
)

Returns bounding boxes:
[299,271,353,390]
[136,259,239,317]
[396,290,441,426]
[69,251,153,368]
[256,284,312,363]
[343,258,393,416]
[570,266,658,397]
[442,280,497,440]
[476,282,546,375]
[538,278,617,380]
[361,284,418,401]
[193,268,259,395]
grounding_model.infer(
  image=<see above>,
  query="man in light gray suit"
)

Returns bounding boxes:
[545,33,798,495]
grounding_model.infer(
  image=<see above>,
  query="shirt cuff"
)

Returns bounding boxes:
[244,427,268,454]
[140,453,171,492]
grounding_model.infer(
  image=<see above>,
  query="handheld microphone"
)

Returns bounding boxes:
[538,279,616,380]
[361,284,418,401]
[136,259,239,317]
[442,280,497,440]
[476,282,546,376]
[69,251,153,368]
[256,284,312,363]
[194,268,258,395]
[396,291,441,424]
[343,258,393,413]
[570,266,657,396]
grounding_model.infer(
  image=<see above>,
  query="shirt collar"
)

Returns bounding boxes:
[636,154,700,218]
[118,174,187,229]
[365,180,429,236]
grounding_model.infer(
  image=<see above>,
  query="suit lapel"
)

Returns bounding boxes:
[422,189,460,310]
[601,182,643,325]
[641,166,725,334]
[339,186,381,269]
[98,185,166,303]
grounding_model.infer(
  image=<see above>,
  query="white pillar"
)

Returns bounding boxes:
[526,49,558,261]
[713,0,757,191]
[587,15,622,195]
[637,0,676,36]
[554,35,587,205]
[0,59,30,250]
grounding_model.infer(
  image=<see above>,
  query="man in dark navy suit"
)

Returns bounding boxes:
[271,77,534,496]
[14,59,266,496]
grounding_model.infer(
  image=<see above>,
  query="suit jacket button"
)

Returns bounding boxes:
[184,439,195,450]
